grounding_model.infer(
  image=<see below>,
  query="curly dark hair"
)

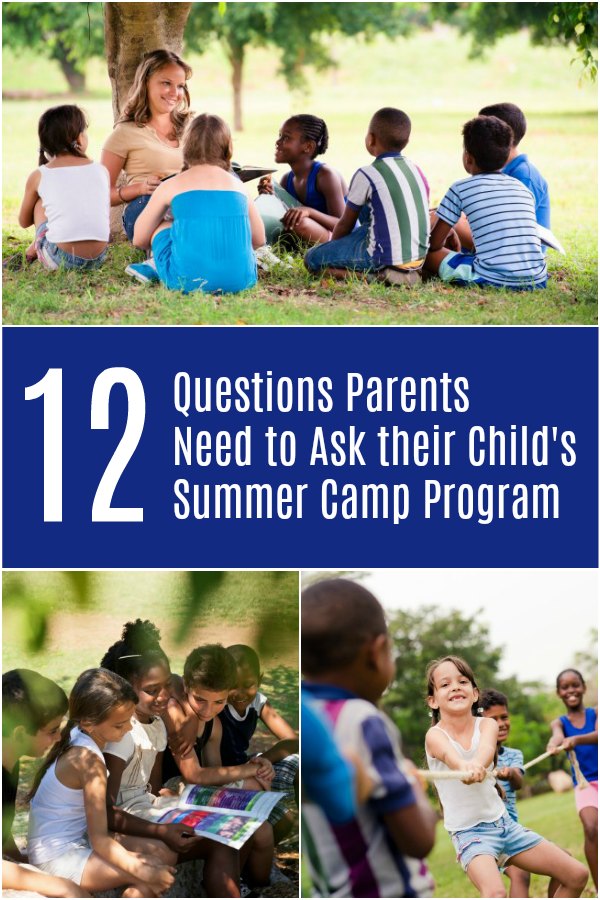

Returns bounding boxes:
[479,102,526,146]
[101,619,169,683]
[480,688,509,711]
[462,115,512,172]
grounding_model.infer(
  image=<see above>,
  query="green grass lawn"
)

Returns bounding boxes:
[3,29,597,324]
[302,791,595,897]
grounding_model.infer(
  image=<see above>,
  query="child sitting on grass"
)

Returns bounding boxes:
[454,102,551,251]
[481,688,531,898]
[302,578,436,898]
[129,114,265,293]
[219,644,298,842]
[11,105,109,272]
[304,107,430,285]
[257,114,347,245]
[424,116,548,289]
[27,668,176,897]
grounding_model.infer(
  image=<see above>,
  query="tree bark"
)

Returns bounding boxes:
[55,41,86,93]
[104,2,192,122]
[229,47,245,132]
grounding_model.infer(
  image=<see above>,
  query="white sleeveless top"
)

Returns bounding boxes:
[38,163,110,243]
[426,717,505,833]
[104,716,167,818]
[28,727,107,864]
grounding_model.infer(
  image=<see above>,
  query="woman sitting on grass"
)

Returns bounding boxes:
[129,113,265,293]
[101,49,192,243]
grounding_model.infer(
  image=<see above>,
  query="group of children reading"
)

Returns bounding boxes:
[302,578,597,898]
[13,95,551,295]
[2,622,298,898]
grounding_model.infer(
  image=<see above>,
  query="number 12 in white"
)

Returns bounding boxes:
[25,367,146,522]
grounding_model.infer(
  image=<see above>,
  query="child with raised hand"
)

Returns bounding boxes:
[304,108,430,283]
[548,668,598,890]
[258,114,347,244]
[424,116,547,289]
[13,105,109,272]
[27,668,175,898]
[302,578,436,898]
[129,113,265,292]
[481,688,530,898]
[100,619,242,898]
[162,644,274,888]
[219,644,298,842]
[426,656,588,898]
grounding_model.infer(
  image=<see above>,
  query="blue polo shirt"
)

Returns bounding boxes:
[503,154,550,228]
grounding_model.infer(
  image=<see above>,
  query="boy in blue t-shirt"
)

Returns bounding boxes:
[479,102,550,228]
[481,688,530,897]
[425,115,547,289]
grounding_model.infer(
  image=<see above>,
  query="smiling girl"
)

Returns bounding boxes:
[258,114,347,244]
[27,668,175,897]
[101,621,244,898]
[425,656,588,898]
[101,49,193,241]
[548,668,598,890]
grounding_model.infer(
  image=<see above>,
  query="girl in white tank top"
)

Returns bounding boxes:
[27,668,175,895]
[16,105,109,271]
[425,656,589,897]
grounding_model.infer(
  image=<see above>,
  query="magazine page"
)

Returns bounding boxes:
[178,783,285,820]
[156,806,263,850]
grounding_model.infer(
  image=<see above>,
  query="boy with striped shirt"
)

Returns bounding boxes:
[304,108,430,282]
[425,115,547,289]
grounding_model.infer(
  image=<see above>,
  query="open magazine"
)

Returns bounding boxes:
[151,784,285,850]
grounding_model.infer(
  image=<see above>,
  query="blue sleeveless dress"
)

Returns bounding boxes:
[282,161,328,214]
[152,190,257,294]
[560,708,598,784]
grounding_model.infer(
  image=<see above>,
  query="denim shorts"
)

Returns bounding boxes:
[35,222,107,271]
[304,223,374,272]
[451,813,544,871]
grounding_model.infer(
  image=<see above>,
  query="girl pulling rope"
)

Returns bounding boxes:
[424,655,589,898]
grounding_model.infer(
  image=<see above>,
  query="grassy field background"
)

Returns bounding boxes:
[3,28,597,324]
[302,791,595,897]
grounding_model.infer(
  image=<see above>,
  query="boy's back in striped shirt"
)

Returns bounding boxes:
[346,152,430,267]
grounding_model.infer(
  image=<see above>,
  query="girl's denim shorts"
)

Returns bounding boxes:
[451,813,544,871]
[35,222,106,271]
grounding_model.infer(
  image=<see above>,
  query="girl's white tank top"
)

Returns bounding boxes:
[28,726,107,864]
[38,162,110,243]
[426,717,505,833]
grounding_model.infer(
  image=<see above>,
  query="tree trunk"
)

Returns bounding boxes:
[104,2,192,122]
[230,48,245,132]
[55,42,86,93]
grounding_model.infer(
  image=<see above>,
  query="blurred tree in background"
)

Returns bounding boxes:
[438,2,598,79]
[2,2,596,121]
[2,2,104,92]
[185,2,426,130]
